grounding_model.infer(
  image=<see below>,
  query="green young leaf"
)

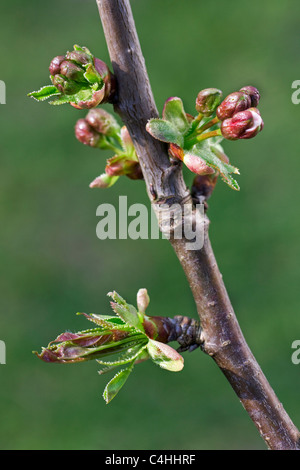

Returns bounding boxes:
[77,312,134,331]
[73,44,93,59]
[28,85,60,101]
[147,339,184,372]
[146,119,184,146]
[103,360,135,404]
[162,97,190,134]
[108,291,145,333]
[191,141,240,191]
[97,342,148,367]
[83,64,102,84]
[49,87,94,106]
[98,364,120,376]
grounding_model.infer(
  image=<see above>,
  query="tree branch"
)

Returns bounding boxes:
[96,0,300,450]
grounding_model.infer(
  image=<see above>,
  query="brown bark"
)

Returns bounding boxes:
[96,0,300,450]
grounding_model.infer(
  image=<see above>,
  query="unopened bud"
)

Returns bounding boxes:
[93,58,116,103]
[191,174,218,202]
[137,288,150,314]
[195,88,223,116]
[120,126,135,156]
[216,91,251,121]
[169,144,214,176]
[105,156,141,178]
[49,55,65,76]
[239,86,260,107]
[59,60,86,82]
[89,173,119,188]
[183,154,215,175]
[35,323,135,364]
[75,119,102,147]
[29,45,116,108]
[221,107,264,140]
[126,163,143,180]
[65,50,92,66]
[86,108,120,136]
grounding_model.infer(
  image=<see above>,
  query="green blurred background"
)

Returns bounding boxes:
[1,0,300,450]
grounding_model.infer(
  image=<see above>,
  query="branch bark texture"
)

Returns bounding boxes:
[96,0,300,450]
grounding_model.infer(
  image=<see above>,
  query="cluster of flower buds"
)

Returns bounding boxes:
[194,85,264,140]
[146,86,264,191]
[75,108,121,148]
[28,45,116,109]
[216,86,263,140]
[74,109,143,188]
[35,288,202,403]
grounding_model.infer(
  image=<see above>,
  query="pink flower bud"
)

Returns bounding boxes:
[216,91,251,121]
[49,55,65,76]
[75,119,101,147]
[85,108,120,136]
[183,154,215,175]
[169,144,214,175]
[191,174,218,202]
[239,86,260,107]
[221,107,264,140]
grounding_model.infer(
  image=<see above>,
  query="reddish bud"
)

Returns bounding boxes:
[93,58,116,103]
[239,86,260,107]
[221,107,264,140]
[35,329,132,364]
[85,108,120,136]
[183,153,215,175]
[65,50,92,66]
[126,163,143,180]
[169,144,214,175]
[89,173,119,188]
[49,55,65,76]
[191,174,218,202]
[75,119,101,147]
[120,126,135,155]
[105,156,142,178]
[48,46,116,108]
[216,91,251,121]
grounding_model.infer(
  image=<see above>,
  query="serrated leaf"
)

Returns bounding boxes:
[49,87,94,106]
[49,94,75,105]
[77,312,140,333]
[146,119,184,146]
[98,364,120,376]
[97,342,148,367]
[191,141,240,191]
[28,85,60,101]
[103,360,135,403]
[83,64,102,85]
[162,97,189,134]
[108,291,145,333]
[147,339,184,372]
[74,44,93,59]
